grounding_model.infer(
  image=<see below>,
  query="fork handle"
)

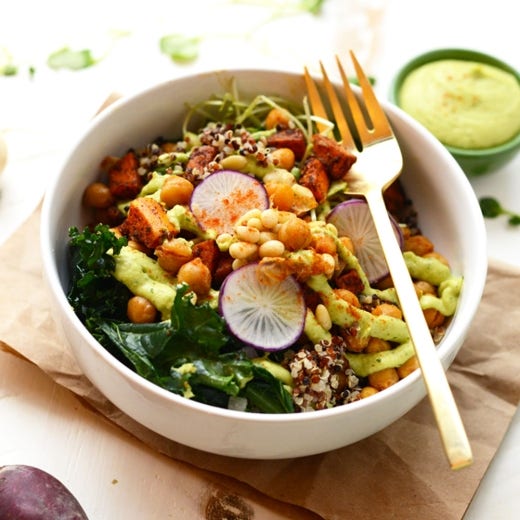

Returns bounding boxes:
[365,189,473,470]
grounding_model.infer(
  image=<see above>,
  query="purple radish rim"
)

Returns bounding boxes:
[327,198,404,283]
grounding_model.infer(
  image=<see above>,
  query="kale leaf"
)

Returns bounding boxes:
[67,227,293,413]
[67,225,131,331]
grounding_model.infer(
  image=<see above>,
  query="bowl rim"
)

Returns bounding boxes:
[389,47,520,156]
[39,67,488,427]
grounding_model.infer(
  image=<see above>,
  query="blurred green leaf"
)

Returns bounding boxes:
[479,196,520,226]
[299,0,326,15]
[160,34,200,63]
[47,47,97,70]
[479,197,502,218]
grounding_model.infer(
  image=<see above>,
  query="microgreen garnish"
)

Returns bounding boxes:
[47,47,98,71]
[232,0,327,16]
[479,197,520,226]
[300,0,326,15]
[159,35,201,64]
[0,47,18,76]
[1,63,17,76]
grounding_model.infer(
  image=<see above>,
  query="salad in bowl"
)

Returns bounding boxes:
[68,87,461,414]
[40,69,486,458]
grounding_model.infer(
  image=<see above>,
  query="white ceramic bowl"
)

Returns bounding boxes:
[40,69,487,459]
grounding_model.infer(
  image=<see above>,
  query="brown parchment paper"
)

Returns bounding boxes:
[1,207,519,520]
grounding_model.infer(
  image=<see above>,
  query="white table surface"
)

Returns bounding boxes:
[1,1,519,518]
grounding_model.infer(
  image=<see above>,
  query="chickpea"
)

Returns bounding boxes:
[359,386,379,399]
[265,107,290,129]
[404,234,434,256]
[177,258,212,296]
[277,217,312,251]
[372,302,402,320]
[312,233,337,256]
[83,182,114,209]
[270,147,295,171]
[365,337,391,353]
[265,182,294,211]
[291,184,318,213]
[339,236,355,254]
[155,238,192,274]
[414,280,436,298]
[344,333,368,353]
[368,367,399,391]
[423,251,450,267]
[334,288,360,307]
[397,355,419,379]
[160,175,194,207]
[423,308,446,328]
[127,296,157,324]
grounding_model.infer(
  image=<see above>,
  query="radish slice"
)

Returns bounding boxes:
[190,170,269,234]
[219,263,306,351]
[327,199,403,283]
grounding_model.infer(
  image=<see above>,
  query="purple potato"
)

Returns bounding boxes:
[0,465,88,519]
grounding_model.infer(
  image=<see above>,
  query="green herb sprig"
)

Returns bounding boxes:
[479,197,520,226]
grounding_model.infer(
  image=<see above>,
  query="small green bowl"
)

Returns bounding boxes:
[389,48,520,176]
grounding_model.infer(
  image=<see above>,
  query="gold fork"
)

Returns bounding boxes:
[304,52,472,470]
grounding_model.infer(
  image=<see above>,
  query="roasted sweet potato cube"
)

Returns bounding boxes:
[266,128,307,161]
[312,134,357,179]
[121,197,174,249]
[192,239,220,274]
[336,269,365,295]
[299,157,330,203]
[108,150,142,199]
[212,254,234,288]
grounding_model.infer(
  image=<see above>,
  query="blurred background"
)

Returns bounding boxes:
[1,0,518,258]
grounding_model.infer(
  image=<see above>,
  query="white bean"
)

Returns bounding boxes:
[220,154,248,171]
[258,231,278,244]
[237,208,262,225]
[259,239,285,258]
[315,304,332,331]
[235,225,261,243]
[260,208,279,229]
[229,241,258,260]
[246,217,263,230]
